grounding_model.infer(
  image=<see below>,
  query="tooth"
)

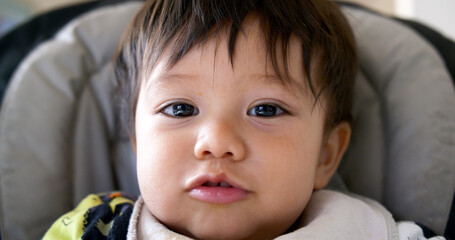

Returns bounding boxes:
[220,181,231,188]
[207,181,217,187]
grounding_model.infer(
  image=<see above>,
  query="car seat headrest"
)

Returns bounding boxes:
[340,6,455,233]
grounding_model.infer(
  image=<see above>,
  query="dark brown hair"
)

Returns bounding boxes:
[114,0,357,137]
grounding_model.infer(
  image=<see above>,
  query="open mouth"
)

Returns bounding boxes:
[188,177,248,204]
[202,181,233,188]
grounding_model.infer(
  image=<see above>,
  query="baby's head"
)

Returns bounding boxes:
[115,0,357,239]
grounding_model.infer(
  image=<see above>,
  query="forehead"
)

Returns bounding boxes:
[146,19,308,97]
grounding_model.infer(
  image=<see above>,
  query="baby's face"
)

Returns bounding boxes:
[134,22,332,239]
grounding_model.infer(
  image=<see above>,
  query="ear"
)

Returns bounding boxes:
[130,135,137,154]
[314,122,351,190]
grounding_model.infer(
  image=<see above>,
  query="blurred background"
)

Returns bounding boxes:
[0,0,454,40]
[343,0,455,41]
[0,0,94,36]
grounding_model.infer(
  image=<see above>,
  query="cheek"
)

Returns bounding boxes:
[136,127,192,180]
[252,125,322,173]
[135,113,193,179]
[135,125,193,215]
[250,129,321,208]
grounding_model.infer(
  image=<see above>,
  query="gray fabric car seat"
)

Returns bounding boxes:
[340,6,455,234]
[0,2,142,240]
[0,1,454,240]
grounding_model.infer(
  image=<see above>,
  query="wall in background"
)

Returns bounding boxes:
[413,0,455,41]
[1,0,454,41]
[342,0,455,41]
[340,0,395,15]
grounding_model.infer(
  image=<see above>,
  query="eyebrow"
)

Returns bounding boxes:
[240,73,305,94]
[146,72,304,96]
[158,73,197,83]
[240,73,288,85]
[145,73,197,91]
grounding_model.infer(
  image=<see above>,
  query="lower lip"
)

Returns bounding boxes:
[188,186,248,204]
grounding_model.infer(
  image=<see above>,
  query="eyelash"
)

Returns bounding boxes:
[247,104,287,118]
[159,102,199,118]
[158,102,288,118]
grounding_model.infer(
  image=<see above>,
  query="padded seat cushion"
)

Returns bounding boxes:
[0,2,142,239]
[340,6,455,233]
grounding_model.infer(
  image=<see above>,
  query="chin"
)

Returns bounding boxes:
[185,224,257,240]
[186,224,279,240]
[192,232,251,240]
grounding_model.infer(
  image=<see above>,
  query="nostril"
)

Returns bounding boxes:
[202,151,211,156]
[200,151,233,159]
[193,132,246,161]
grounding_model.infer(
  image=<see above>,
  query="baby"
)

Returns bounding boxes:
[44,0,420,239]
[118,0,356,239]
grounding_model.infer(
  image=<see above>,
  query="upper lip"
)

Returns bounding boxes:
[186,173,247,191]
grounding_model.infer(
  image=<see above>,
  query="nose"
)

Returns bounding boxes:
[194,120,246,161]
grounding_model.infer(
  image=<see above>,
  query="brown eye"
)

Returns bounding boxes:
[248,104,285,117]
[161,103,199,117]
